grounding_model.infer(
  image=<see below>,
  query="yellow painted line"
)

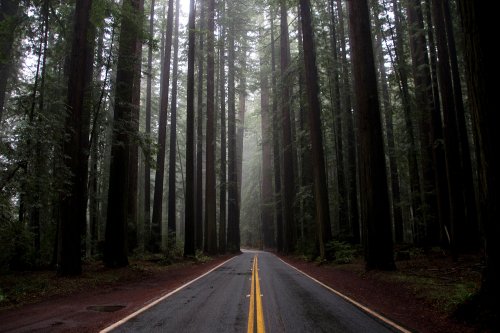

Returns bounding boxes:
[255,255,266,333]
[247,255,256,333]
[248,254,266,333]
[277,256,411,333]
[100,256,236,333]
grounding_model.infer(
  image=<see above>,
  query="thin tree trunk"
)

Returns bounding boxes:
[144,0,155,246]
[128,0,144,253]
[236,47,246,208]
[205,0,217,254]
[270,10,282,252]
[259,29,274,250]
[329,0,349,240]
[218,0,227,253]
[404,0,439,246]
[226,1,240,253]
[151,0,175,252]
[196,0,206,251]
[423,0,449,246]
[336,0,359,243]
[373,19,404,245]
[280,0,296,254]
[431,0,466,257]
[167,0,180,245]
[443,0,479,249]
[184,0,197,257]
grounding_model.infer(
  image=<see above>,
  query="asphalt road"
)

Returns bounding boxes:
[103,251,403,333]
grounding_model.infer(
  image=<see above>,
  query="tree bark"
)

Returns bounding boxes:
[184,0,197,257]
[299,0,333,260]
[259,31,274,250]
[218,0,227,253]
[456,0,499,315]
[270,10,283,252]
[151,0,175,252]
[347,0,395,270]
[58,0,93,275]
[226,2,240,253]
[144,0,155,246]
[205,0,217,254]
[104,0,143,267]
[431,0,466,257]
[280,0,295,254]
[196,0,206,251]
[336,0,359,243]
[167,0,181,245]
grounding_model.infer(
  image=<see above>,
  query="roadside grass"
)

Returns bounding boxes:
[0,255,216,311]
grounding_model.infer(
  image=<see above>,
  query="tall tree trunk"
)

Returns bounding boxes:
[0,0,19,122]
[144,0,155,248]
[226,2,240,253]
[405,0,439,246]
[280,0,296,254]
[58,0,93,275]
[270,10,283,252]
[205,0,217,254]
[196,0,206,251]
[167,0,180,245]
[299,0,333,260]
[442,0,479,249]
[218,0,227,253]
[236,47,246,208]
[347,0,395,270]
[104,0,143,267]
[259,30,274,250]
[184,0,197,257]
[373,23,404,245]
[456,0,499,316]
[151,0,175,252]
[336,0,359,243]
[32,0,50,260]
[423,0,449,246]
[328,0,349,240]
[128,0,144,253]
[431,0,466,257]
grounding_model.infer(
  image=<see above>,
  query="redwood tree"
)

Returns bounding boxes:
[299,0,333,260]
[58,0,93,275]
[184,0,197,257]
[205,0,217,254]
[151,0,175,252]
[104,0,143,267]
[347,0,395,270]
[457,0,499,320]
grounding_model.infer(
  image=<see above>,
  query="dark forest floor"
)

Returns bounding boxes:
[0,249,488,332]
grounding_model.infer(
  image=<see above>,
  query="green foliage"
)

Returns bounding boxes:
[0,219,35,271]
[325,241,358,264]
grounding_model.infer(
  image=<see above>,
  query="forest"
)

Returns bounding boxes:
[0,0,497,329]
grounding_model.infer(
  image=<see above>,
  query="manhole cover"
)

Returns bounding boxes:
[87,305,126,312]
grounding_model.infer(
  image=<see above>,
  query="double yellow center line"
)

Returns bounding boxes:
[247,254,265,333]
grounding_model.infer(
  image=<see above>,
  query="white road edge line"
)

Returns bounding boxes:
[99,256,237,333]
[276,256,412,333]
